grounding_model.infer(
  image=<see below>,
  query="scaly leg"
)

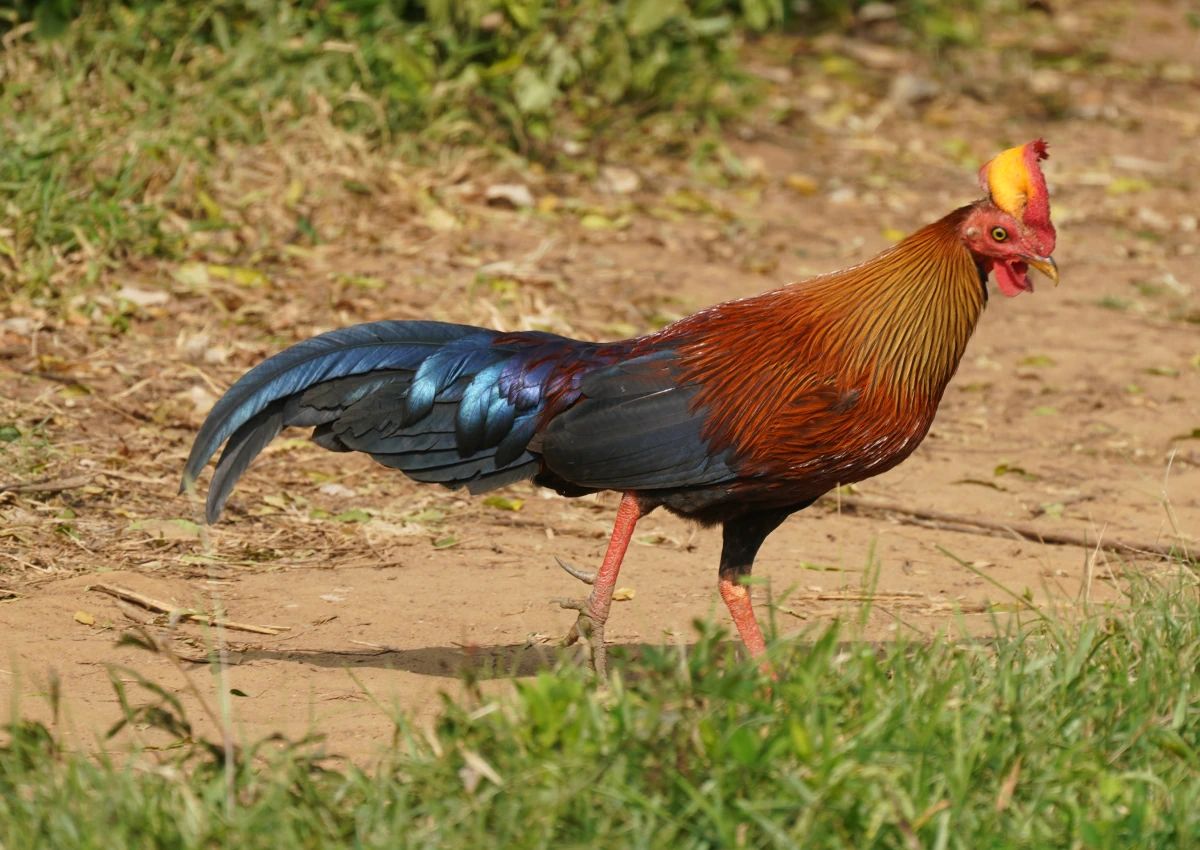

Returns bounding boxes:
[719,577,769,667]
[552,492,642,677]
[718,507,799,676]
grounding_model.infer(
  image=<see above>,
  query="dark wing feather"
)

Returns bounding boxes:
[182,321,478,490]
[537,352,737,491]
[182,321,576,522]
[184,317,738,520]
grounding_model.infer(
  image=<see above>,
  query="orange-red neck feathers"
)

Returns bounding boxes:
[803,206,984,402]
[654,207,984,495]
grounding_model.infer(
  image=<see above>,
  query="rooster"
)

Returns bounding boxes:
[183,140,1057,676]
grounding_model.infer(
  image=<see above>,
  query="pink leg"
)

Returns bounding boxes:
[554,493,642,676]
[719,577,775,677]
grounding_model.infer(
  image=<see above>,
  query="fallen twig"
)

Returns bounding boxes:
[115,599,159,625]
[486,515,607,539]
[775,589,995,616]
[90,583,289,636]
[821,496,1188,560]
[349,639,401,652]
[277,645,394,657]
[0,475,92,495]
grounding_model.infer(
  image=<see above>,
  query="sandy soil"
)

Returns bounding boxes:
[2,2,1198,758]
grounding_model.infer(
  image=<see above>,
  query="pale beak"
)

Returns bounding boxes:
[1025,255,1058,285]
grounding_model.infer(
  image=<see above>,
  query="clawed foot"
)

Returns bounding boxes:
[551,556,608,677]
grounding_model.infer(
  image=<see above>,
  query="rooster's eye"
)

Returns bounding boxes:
[991,226,1008,242]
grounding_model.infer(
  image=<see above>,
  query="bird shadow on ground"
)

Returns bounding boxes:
[233,641,704,680]
[229,637,909,680]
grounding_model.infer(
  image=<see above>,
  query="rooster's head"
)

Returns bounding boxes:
[961,139,1058,297]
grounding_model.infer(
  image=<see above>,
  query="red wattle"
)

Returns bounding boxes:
[993,260,1031,297]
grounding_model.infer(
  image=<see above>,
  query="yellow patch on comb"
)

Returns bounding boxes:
[986,144,1036,220]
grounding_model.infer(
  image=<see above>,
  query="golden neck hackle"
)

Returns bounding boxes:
[791,207,985,407]
[653,205,987,468]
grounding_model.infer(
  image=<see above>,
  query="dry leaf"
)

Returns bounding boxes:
[995,756,1022,812]
[459,746,503,787]
[423,207,461,232]
[1,317,36,336]
[483,496,524,512]
[597,166,641,195]
[485,184,534,209]
[116,286,170,308]
[189,386,216,416]
[785,173,820,195]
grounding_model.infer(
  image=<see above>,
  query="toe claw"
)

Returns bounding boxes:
[562,621,581,647]
[549,596,607,675]
[555,555,597,585]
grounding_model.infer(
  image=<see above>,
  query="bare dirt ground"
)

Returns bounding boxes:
[3,2,1199,758]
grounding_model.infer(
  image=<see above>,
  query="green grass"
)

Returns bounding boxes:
[5,571,1200,848]
[0,0,1028,301]
[0,0,795,298]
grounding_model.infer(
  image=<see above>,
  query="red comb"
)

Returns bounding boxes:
[1020,139,1053,245]
[978,139,1055,254]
